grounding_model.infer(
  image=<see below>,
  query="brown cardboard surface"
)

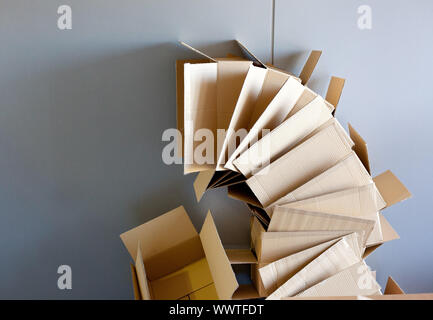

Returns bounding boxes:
[256,230,353,264]
[325,76,345,114]
[216,65,268,170]
[130,264,142,300]
[348,123,371,174]
[120,206,204,280]
[224,76,305,171]
[363,213,399,258]
[232,284,261,300]
[268,207,373,248]
[193,170,216,202]
[246,121,354,207]
[384,276,405,294]
[135,244,152,300]
[225,249,257,264]
[216,60,253,131]
[269,152,372,207]
[189,283,219,300]
[176,59,210,158]
[299,51,322,85]
[276,184,386,245]
[200,211,238,299]
[233,95,333,178]
[373,170,412,208]
[184,62,218,173]
[150,257,213,300]
[251,263,268,297]
[296,261,381,298]
[266,236,361,299]
[259,237,341,293]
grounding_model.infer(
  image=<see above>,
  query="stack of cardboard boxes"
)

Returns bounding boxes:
[120,41,430,300]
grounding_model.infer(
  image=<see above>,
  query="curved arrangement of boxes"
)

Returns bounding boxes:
[119,41,432,300]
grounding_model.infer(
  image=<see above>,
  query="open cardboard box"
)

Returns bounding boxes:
[176,41,331,199]
[227,122,411,256]
[121,206,263,300]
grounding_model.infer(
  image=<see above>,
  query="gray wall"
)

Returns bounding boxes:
[0,0,431,299]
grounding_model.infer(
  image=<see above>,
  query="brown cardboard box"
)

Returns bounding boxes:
[121,206,241,300]
[180,42,325,201]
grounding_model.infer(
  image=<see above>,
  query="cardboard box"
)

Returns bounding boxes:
[232,95,334,178]
[180,42,325,201]
[121,206,266,300]
[244,119,354,207]
[121,206,241,300]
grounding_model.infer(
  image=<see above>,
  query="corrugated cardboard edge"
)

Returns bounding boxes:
[130,264,142,300]
[135,243,152,300]
[325,76,345,115]
[200,211,239,300]
[299,50,322,85]
[384,276,405,294]
[373,170,412,208]
[348,123,371,174]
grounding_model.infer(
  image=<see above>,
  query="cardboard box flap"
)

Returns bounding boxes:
[380,213,399,242]
[216,65,268,169]
[266,236,362,299]
[269,152,373,208]
[130,264,142,300]
[135,243,152,300]
[236,40,266,68]
[180,40,266,67]
[180,41,216,62]
[348,123,371,174]
[224,76,305,171]
[233,96,333,178]
[225,249,257,264]
[216,60,253,131]
[193,170,216,202]
[120,206,204,280]
[268,207,374,247]
[299,50,322,85]
[176,59,211,158]
[256,230,353,263]
[384,276,405,294]
[296,260,381,298]
[184,62,218,173]
[199,211,238,299]
[363,213,399,258]
[259,237,341,293]
[373,170,412,208]
[246,120,354,207]
[325,76,345,115]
